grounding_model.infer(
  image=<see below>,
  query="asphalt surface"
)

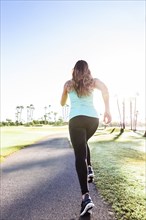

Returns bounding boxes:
[1,133,115,220]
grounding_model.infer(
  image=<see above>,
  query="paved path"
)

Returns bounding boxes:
[1,133,115,220]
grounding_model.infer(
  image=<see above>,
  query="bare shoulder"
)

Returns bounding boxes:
[93,78,108,90]
[64,79,72,87]
[93,78,101,88]
[64,79,73,92]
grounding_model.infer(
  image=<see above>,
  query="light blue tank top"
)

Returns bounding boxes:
[68,90,99,120]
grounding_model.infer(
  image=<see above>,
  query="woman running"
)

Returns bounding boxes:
[60,60,112,216]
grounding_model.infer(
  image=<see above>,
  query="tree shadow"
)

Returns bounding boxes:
[113,128,124,140]
[1,137,72,174]
[133,130,145,137]
[110,128,115,133]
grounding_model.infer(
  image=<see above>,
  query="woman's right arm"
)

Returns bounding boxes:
[94,78,112,124]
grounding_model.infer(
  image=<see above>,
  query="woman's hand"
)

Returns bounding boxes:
[103,111,112,124]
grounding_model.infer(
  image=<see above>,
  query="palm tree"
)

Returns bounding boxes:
[30,104,35,121]
[53,112,58,122]
[122,99,125,130]
[16,106,20,123]
[15,112,19,123]
[130,100,133,130]
[47,112,51,122]
[16,106,24,123]
[44,106,47,124]
[19,106,24,123]
[27,106,30,123]
[116,98,122,129]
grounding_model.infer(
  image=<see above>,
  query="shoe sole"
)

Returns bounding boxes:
[80,203,95,216]
[88,209,93,214]
[88,173,94,178]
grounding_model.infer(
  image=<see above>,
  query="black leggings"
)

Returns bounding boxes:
[69,116,99,195]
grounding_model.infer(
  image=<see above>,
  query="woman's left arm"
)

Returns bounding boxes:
[60,82,68,106]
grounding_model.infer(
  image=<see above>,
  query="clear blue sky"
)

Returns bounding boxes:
[1,0,145,122]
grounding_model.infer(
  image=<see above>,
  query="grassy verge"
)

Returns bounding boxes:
[0,125,68,162]
[90,128,146,220]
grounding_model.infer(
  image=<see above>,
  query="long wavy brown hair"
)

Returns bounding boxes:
[68,60,94,97]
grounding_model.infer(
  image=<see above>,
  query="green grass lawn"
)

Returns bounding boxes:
[0,125,68,161]
[90,128,146,220]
